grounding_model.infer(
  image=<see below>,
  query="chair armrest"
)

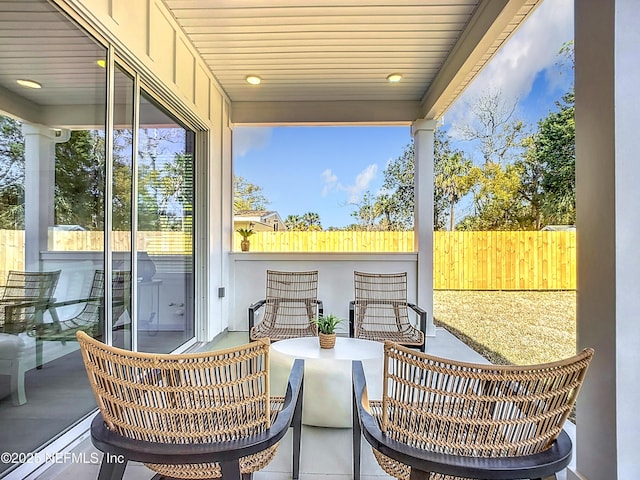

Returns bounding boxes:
[349,301,355,337]
[407,303,427,349]
[248,299,267,331]
[48,296,101,309]
[2,298,53,333]
[91,359,305,466]
[352,361,572,479]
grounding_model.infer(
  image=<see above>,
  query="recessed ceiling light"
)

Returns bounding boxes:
[386,73,403,83]
[246,75,262,85]
[96,59,106,68]
[16,79,42,89]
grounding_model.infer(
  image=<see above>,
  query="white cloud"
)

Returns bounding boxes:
[321,168,338,196]
[233,127,273,157]
[446,0,573,127]
[320,164,379,203]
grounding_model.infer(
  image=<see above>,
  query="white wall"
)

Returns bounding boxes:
[229,253,420,334]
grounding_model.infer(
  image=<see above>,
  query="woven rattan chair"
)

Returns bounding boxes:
[352,341,594,480]
[36,269,131,368]
[249,270,323,341]
[0,270,61,335]
[349,272,426,351]
[77,331,304,480]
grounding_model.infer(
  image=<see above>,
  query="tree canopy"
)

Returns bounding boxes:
[233,175,268,212]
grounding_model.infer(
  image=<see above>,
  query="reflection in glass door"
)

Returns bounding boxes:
[111,65,134,350]
[136,92,195,353]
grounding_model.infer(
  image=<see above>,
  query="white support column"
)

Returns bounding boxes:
[21,124,69,271]
[571,1,640,479]
[411,119,437,337]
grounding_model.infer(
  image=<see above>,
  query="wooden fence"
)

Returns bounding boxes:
[0,230,575,290]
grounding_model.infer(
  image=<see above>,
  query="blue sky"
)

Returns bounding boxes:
[234,0,574,229]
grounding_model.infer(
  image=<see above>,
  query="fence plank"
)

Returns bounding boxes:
[1,230,576,290]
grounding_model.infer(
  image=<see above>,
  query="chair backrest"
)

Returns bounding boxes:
[69,269,131,327]
[0,270,61,332]
[353,271,410,335]
[1,270,60,302]
[77,331,272,444]
[263,270,319,331]
[381,341,593,457]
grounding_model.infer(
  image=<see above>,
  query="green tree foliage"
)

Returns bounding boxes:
[458,162,529,230]
[233,175,268,212]
[0,116,24,228]
[434,130,474,230]
[157,152,194,231]
[350,191,380,230]
[379,142,415,230]
[533,92,576,225]
[285,212,323,231]
[54,130,105,229]
[350,132,471,231]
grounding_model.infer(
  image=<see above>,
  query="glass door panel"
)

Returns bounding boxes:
[111,65,135,349]
[136,92,195,353]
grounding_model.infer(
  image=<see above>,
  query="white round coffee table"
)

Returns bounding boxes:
[270,336,383,428]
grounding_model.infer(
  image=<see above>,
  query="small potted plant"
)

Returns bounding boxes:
[312,314,344,349]
[236,228,255,252]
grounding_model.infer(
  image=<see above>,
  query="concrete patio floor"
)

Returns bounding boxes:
[26,328,573,480]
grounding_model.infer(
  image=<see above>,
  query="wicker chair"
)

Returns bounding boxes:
[77,331,304,480]
[352,341,594,480]
[37,269,131,368]
[349,272,426,351]
[249,270,323,341]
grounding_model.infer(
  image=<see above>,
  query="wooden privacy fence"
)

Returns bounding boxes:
[0,230,575,290]
[432,231,576,290]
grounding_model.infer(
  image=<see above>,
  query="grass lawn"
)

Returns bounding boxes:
[433,290,577,366]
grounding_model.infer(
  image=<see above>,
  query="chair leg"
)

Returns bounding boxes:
[219,460,242,479]
[10,356,26,406]
[409,468,429,480]
[352,388,361,480]
[36,337,43,369]
[292,377,303,479]
[96,455,127,480]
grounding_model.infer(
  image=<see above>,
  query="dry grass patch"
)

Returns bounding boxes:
[433,290,576,366]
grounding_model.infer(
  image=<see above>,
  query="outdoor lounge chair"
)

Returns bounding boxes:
[352,341,594,480]
[77,331,304,480]
[36,269,131,368]
[249,270,323,341]
[0,270,60,404]
[349,271,426,351]
[0,270,61,335]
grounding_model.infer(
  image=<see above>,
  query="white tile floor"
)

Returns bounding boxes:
[28,329,571,480]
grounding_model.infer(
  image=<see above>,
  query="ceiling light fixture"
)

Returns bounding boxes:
[386,73,403,83]
[246,75,262,85]
[17,79,42,89]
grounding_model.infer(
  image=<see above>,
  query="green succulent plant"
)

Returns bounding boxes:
[312,314,344,334]
[236,228,255,239]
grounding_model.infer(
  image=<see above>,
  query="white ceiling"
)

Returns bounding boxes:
[0,0,541,126]
[164,0,541,123]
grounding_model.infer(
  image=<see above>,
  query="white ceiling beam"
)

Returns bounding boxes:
[420,0,534,119]
[231,100,422,125]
